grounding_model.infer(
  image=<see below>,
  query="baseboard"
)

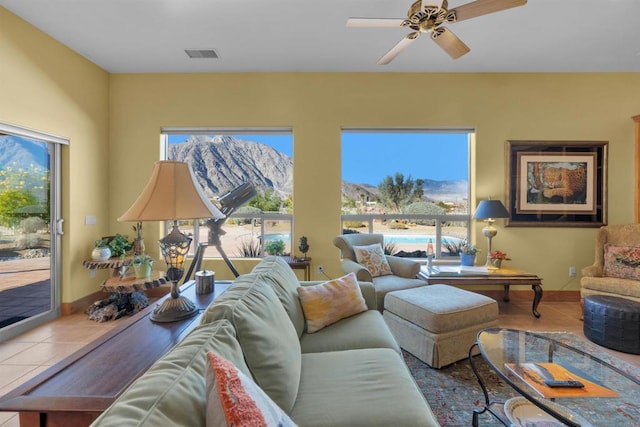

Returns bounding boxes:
[475,289,580,302]
[61,290,105,315]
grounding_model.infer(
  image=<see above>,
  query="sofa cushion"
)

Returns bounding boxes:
[290,349,439,427]
[90,320,249,427]
[299,310,401,354]
[297,272,367,333]
[206,352,297,427]
[603,244,640,281]
[200,273,302,413]
[371,275,426,311]
[251,256,306,337]
[353,243,392,277]
[580,276,640,299]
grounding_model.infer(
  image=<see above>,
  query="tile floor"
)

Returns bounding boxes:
[0,298,638,427]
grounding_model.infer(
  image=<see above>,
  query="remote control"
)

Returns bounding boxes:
[543,379,584,388]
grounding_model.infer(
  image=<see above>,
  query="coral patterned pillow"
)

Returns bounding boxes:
[297,272,368,333]
[205,352,297,427]
[352,243,392,277]
[603,244,640,281]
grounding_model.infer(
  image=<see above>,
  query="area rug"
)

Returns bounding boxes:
[403,332,640,427]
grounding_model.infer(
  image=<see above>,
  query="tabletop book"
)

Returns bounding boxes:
[504,362,618,399]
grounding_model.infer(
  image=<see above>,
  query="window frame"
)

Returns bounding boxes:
[340,128,473,259]
[160,128,294,259]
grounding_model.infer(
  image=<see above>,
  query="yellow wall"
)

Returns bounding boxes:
[109,73,640,292]
[3,5,640,303]
[0,8,110,302]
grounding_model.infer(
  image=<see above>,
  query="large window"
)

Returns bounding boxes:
[161,129,293,259]
[341,129,472,259]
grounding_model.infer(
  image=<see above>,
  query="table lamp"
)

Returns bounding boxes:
[119,160,224,322]
[473,199,509,266]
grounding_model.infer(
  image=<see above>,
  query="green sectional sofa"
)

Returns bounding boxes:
[91,256,439,426]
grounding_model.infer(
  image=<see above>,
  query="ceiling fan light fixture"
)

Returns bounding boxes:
[348,0,527,64]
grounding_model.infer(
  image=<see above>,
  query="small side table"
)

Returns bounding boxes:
[86,267,170,321]
[283,256,311,280]
[101,271,169,294]
[83,257,133,277]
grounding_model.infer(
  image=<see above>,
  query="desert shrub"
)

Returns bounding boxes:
[344,221,365,229]
[20,216,47,234]
[264,239,285,256]
[15,233,41,249]
[403,202,447,226]
[387,220,408,230]
[228,206,262,225]
[248,189,282,212]
[383,242,398,256]
[342,228,360,235]
[442,239,465,256]
[238,239,261,257]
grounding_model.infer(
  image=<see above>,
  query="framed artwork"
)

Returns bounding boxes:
[505,140,608,227]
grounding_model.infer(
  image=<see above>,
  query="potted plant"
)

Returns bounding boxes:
[459,243,479,266]
[489,250,510,269]
[108,234,133,259]
[132,254,153,279]
[92,239,112,262]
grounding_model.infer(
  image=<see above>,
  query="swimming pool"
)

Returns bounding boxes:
[260,233,463,246]
[385,235,464,245]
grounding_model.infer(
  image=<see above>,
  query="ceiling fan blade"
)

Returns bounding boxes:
[431,27,470,59]
[450,0,527,22]
[377,33,419,65]
[347,18,405,28]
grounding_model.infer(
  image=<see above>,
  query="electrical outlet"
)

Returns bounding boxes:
[317,265,324,274]
[569,266,576,277]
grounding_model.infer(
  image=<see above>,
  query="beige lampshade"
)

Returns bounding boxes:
[119,161,224,222]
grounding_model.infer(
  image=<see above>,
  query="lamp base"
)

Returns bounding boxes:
[150,294,198,322]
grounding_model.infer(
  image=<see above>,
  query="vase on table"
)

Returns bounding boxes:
[460,254,476,266]
[490,258,502,269]
[91,247,111,262]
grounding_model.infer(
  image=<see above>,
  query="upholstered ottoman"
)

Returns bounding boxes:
[383,284,499,368]
[583,295,640,354]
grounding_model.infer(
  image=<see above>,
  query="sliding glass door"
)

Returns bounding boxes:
[0,122,65,342]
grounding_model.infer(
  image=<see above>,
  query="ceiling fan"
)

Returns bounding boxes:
[347,0,527,64]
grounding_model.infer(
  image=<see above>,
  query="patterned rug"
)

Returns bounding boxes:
[403,332,640,427]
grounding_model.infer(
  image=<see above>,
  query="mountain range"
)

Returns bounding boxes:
[168,135,294,199]
[0,135,49,171]
[1,134,467,203]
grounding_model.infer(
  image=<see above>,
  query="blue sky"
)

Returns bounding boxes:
[168,132,469,185]
[341,132,468,184]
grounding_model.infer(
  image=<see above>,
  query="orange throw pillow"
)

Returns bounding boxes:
[205,352,297,427]
[297,272,367,333]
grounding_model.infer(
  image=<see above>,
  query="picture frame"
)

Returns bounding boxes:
[505,140,608,227]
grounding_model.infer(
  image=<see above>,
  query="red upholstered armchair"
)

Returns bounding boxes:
[333,233,425,311]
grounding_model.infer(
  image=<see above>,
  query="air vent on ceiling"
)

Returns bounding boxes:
[185,49,219,59]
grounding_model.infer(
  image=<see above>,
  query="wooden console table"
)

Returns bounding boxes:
[418,266,543,318]
[0,280,230,427]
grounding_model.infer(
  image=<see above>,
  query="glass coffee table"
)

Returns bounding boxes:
[470,328,640,426]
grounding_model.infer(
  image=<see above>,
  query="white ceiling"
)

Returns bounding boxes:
[2,0,640,73]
